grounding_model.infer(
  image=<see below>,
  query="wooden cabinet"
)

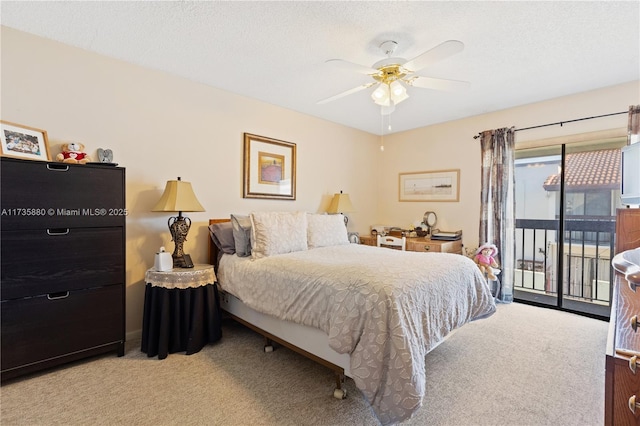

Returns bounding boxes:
[0,158,126,381]
[616,208,640,253]
[605,208,640,425]
[406,238,462,254]
[360,235,462,254]
[605,273,640,426]
[359,235,378,247]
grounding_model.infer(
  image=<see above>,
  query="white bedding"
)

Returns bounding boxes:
[217,243,496,424]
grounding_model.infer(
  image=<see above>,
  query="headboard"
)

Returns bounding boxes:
[208,218,230,271]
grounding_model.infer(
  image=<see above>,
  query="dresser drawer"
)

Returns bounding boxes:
[615,275,640,357]
[1,284,124,373]
[611,356,640,425]
[406,239,462,254]
[607,273,640,425]
[1,227,124,300]
[359,235,377,246]
[0,158,125,229]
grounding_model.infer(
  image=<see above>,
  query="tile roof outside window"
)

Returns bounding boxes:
[542,148,620,191]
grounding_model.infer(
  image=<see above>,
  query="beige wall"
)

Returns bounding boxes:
[2,26,639,337]
[377,81,639,250]
[1,27,380,336]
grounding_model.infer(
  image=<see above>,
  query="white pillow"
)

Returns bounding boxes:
[250,211,308,259]
[307,213,350,248]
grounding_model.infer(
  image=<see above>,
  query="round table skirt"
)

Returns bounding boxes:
[141,283,222,359]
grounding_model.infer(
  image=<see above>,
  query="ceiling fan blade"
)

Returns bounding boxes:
[325,59,382,76]
[317,82,378,105]
[406,76,470,91]
[402,40,464,72]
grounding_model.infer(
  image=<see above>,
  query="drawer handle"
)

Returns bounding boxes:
[47,228,69,236]
[47,291,69,300]
[630,395,640,415]
[423,245,431,251]
[46,163,69,172]
[632,315,638,333]
[631,356,638,374]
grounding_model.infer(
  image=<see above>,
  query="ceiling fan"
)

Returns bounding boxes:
[317,40,469,115]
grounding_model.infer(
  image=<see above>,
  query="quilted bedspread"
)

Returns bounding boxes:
[218,244,496,424]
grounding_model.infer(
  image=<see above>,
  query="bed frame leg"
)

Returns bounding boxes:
[263,337,274,353]
[333,371,347,399]
[245,321,346,399]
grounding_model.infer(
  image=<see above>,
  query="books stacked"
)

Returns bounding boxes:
[431,230,462,241]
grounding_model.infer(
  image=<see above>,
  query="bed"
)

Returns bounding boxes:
[208,212,496,425]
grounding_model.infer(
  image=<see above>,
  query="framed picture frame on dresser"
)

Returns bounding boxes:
[0,120,51,162]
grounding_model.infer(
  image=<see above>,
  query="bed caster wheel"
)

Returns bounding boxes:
[333,388,347,399]
[264,345,274,353]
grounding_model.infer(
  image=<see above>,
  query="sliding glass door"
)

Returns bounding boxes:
[514,139,625,317]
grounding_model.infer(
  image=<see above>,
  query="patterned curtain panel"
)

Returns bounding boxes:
[479,127,515,302]
[629,104,640,145]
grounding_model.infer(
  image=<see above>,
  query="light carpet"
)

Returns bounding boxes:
[0,302,608,425]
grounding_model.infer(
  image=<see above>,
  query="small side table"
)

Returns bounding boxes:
[141,264,222,359]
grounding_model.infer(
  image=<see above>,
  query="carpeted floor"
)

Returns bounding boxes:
[0,302,608,425]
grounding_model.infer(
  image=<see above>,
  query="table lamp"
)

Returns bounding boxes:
[327,190,355,225]
[152,177,205,267]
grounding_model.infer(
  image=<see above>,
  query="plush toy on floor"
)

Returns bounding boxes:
[474,243,500,280]
[57,142,91,164]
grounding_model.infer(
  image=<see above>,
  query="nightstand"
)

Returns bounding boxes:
[360,234,462,254]
[141,264,222,359]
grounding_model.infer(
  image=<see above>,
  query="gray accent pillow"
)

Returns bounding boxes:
[208,222,235,254]
[231,214,252,257]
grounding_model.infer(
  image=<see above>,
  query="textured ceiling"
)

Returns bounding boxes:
[1,1,639,135]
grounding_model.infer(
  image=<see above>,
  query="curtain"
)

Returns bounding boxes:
[629,105,640,145]
[479,127,515,302]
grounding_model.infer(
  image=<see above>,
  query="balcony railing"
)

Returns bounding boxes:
[515,217,616,307]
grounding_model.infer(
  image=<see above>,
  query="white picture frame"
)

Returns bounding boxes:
[399,169,460,202]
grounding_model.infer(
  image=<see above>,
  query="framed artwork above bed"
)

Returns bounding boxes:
[243,133,296,200]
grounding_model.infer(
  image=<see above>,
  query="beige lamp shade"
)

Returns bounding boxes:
[152,178,205,213]
[327,191,354,214]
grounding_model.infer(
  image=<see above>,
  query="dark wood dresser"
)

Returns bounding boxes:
[605,208,640,425]
[1,157,126,381]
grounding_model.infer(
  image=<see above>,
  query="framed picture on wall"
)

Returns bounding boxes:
[0,121,51,161]
[243,133,296,200]
[399,169,460,202]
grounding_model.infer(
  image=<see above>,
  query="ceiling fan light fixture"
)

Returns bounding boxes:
[372,82,408,113]
[371,84,389,105]
[321,39,466,119]
[390,81,409,104]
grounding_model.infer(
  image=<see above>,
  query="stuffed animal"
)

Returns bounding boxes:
[57,142,91,164]
[474,243,500,280]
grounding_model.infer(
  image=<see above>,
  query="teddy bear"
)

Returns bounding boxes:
[474,243,500,280]
[57,142,92,164]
